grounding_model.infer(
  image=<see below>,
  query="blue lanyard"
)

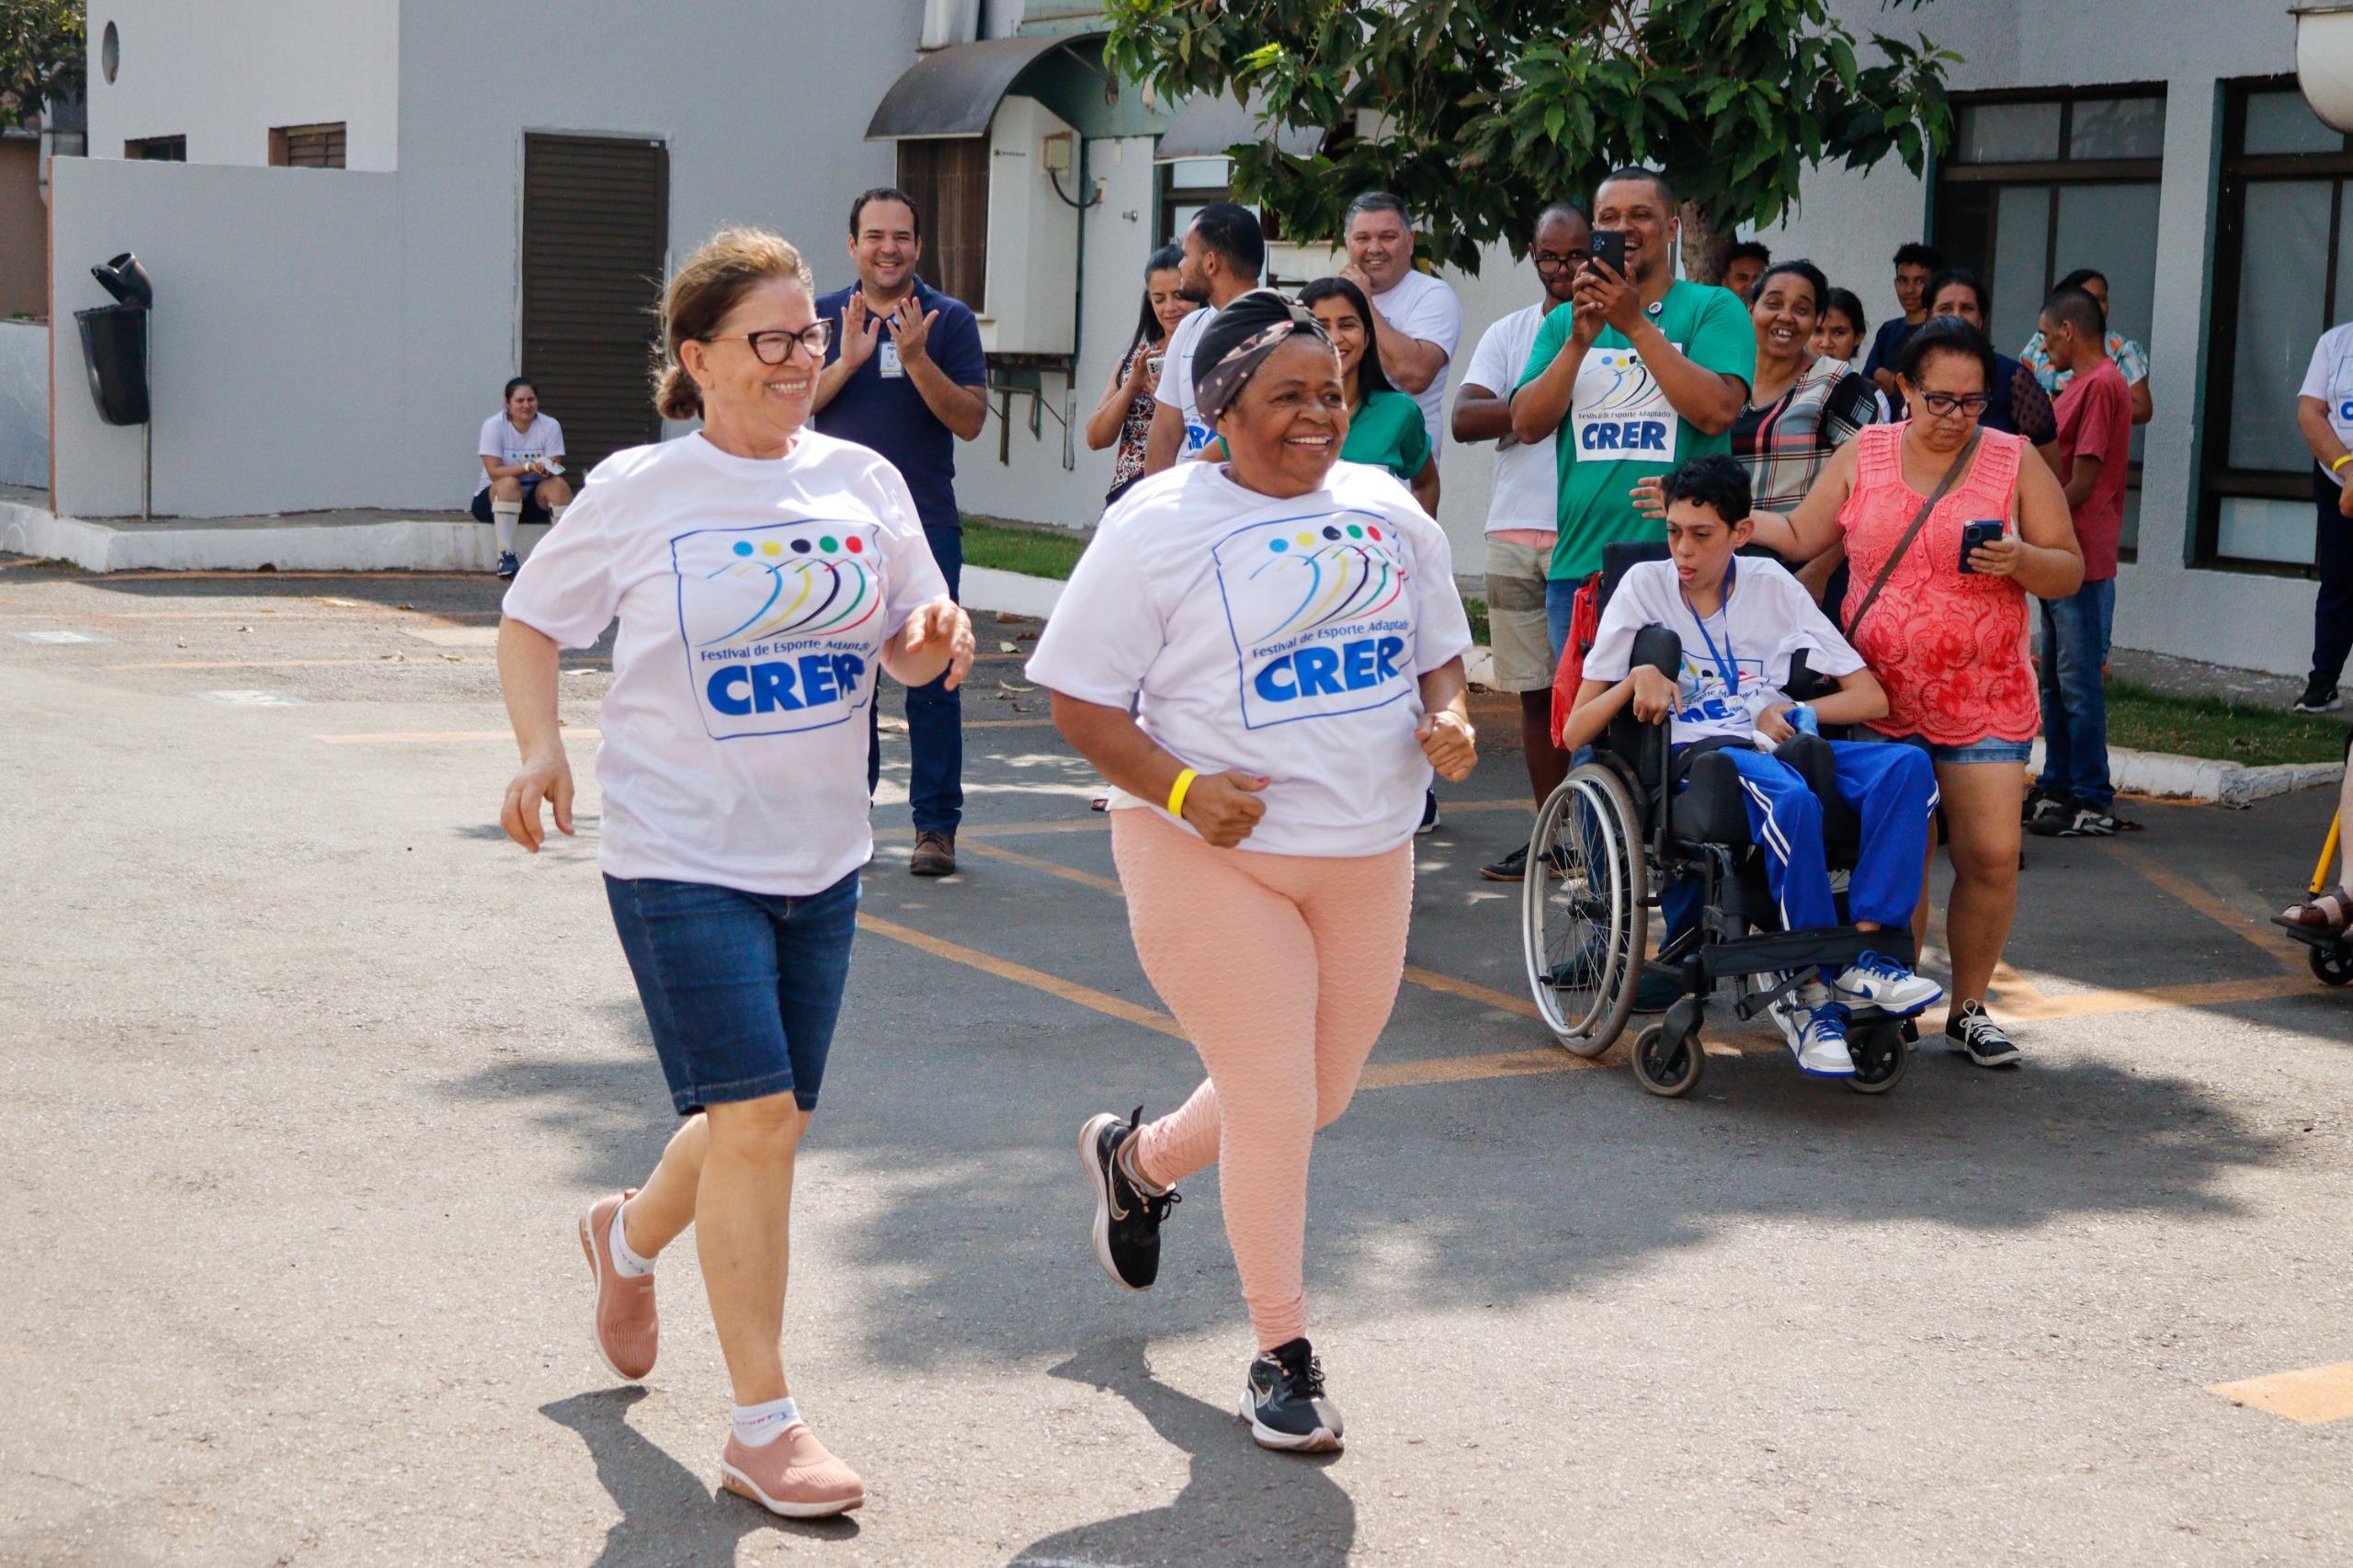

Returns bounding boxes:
[1680,562,1740,697]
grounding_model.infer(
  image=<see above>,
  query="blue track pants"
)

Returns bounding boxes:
[1722,741,1938,935]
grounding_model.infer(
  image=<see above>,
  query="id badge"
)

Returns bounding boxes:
[879,340,904,379]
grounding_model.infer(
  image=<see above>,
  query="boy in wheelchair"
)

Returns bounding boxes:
[1560,453,1943,1075]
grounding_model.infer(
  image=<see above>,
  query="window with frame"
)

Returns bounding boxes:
[2199,79,2353,574]
[1158,156,1232,249]
[123,134,185,161]
[269,122,346,168]
[1934,88,2165,560]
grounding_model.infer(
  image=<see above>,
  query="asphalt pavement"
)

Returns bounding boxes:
[3,557,2351,1567]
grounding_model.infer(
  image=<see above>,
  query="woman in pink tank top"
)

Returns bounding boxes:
[1745,318,2082,1067]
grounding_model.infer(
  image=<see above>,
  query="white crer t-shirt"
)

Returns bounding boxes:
[1158,303,1221,458]
[2300,321,2353,487]
[1025,459,1473,857]
[1583,557,1864,745]
[1366,268,1464,459]
[1460,301,1560,534]
[476,412,565,494]
[500,431,949,895]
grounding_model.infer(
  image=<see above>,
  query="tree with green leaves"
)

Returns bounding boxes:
[1104,0,1959,280]
[0,0,81,132]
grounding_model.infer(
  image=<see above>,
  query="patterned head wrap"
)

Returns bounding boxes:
[1192,290,1331,427]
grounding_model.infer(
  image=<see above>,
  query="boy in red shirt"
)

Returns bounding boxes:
[2029,285,2134,837]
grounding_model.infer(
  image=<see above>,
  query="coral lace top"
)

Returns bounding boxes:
[1837,423,2040,745]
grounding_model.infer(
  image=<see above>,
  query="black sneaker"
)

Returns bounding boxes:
[1078,1107,1177,1291]
[1946,1001,2020,1067]
[494,550,520,580]
[1480,845,1529,881]
[2054,805,2118,837]
[1418,790,1441,835]
[1240,1337,1344,1452]
[2025,793,2075,837]
[2293,678,2342,714]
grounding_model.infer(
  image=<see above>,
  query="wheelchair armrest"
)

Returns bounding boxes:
[1782,647,1837,703]
[1630,624,1682,680]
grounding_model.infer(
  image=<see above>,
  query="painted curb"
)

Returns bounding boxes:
[0,499,543,574]
[960,564,1063,619]
[2028,738,2344,807]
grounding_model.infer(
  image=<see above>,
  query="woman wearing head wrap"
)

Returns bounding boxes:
[1027,290,1478,1454]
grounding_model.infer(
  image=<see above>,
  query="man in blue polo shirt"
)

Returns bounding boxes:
[815,187,990,877]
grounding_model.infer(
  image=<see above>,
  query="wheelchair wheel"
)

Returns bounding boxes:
[1522,762,1648,1057]
[1631,1021,1704,1097]
[1846,1017,1909,1095]
[2312,943,2353,987]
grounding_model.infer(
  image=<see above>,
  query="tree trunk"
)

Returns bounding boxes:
[1678,201,1730,286]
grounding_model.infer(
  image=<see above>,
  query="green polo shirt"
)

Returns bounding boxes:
[1340,388,1432,481]
[1517,280,1756,580]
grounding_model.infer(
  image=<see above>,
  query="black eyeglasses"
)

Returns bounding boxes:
[1532,248,1590,273]
[704,321,835,365]
[1917,391,1991,418]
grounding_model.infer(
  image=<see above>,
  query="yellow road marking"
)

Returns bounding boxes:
[2210,1362,2353,1425]
[854,914,1184,1040]
[1400,964,1540,1019]
[874,818,1109,843]
[1360,1050,1595,1088]
[2097,840,2307,969]
[112,659,393,670]
[956,839,1123,892]
[2000,973,2316,1020]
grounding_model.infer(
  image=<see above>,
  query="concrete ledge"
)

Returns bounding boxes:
[0,498,544,574]
[961,564,1063,619]
[2029,739,2345,808]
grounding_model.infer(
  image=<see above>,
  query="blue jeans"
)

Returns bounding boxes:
[2037,576,2117,811]
[869,521,964,834]
[603,870,861,1116]
[1546,577,1580,663]
[2314,468,2353,688]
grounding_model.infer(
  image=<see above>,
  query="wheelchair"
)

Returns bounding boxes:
[2269,728,2352,987]
[1518,541,1920,1098]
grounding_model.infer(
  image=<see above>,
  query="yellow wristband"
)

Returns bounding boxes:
[1166,767,1199,819]
[2333,453,2351,472]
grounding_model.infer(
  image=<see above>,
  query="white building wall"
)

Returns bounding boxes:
[85,1,401,170]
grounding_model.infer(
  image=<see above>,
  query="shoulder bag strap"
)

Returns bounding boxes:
[1842,428,1981,643]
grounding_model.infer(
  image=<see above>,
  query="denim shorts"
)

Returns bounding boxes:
[603,869,860,1116]
[1878,731,2034,766]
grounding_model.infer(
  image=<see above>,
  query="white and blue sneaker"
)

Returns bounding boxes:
[1830,950,1943,1017]
[1768,981,1857,1075]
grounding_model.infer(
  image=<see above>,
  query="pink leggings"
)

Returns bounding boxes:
[1112,808,1413,1349]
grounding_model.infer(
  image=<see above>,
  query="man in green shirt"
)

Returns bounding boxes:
[1511,166,1755,653]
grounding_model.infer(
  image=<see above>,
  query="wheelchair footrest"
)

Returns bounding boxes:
[1696,925,1915,982]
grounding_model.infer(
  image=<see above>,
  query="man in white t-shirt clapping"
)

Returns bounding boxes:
[1338,192,1464,506]
[1450,201,1589,881]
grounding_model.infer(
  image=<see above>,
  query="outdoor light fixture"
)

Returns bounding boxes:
[77,251,154,520]
[2294,4,2353,131]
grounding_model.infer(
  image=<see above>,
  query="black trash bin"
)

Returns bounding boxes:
[76,302,149,426]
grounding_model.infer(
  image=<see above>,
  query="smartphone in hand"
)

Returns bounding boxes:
[1958,518,2004,574]
[1588,229,1628,281]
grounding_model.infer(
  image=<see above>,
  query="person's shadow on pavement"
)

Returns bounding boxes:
[1009,1337,1355,1568]
[541,1388,859,1564]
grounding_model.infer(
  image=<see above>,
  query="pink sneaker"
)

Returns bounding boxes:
[721,1424,866,1517]
[577,1191,657,1382]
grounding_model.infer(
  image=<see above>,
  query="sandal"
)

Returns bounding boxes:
[2278,891,2353,930]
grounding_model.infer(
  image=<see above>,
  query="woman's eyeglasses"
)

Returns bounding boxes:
[705,321,835,365]
[1917,391,1991,418]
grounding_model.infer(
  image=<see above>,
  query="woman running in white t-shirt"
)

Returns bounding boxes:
[1028,290,1478,1454]
[496,229,973,1519]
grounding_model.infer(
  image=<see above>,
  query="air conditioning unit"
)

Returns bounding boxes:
[978,95,1078,357]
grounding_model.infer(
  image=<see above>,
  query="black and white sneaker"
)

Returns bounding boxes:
[1480,844,1529,881]
[495,550,521,580]
[2054,805,2118,837]
[1079,1107,1178,1291]
[2024,792,2073,836]
[1241,1338,1344,1452]
[1946,1001,2021,1067]
[2292,678,2343,714]
[1418,790,1441,835]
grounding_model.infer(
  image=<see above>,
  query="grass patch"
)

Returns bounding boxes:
[1462,596,1491,648]
[2106,680,2349,768]
[960,518,1089,581]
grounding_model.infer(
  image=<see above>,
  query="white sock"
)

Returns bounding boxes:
[493,499,521,553]
[731,1395,801,1449]
[549,503,568,528]
[608,1200,656,1278]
